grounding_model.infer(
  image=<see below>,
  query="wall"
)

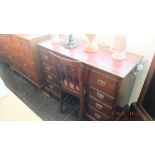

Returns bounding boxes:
[127,33,155,105]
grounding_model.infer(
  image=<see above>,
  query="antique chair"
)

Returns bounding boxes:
[51,52,86,120]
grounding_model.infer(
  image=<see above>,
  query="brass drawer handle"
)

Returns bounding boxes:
[26,73,31,78]
[49,84,54,89]
[94,113,101,119]
[44,55,48,60]
[96,92,104,99]
[95,102,103,110]
[97,79,107,87]
[48,75,52,80]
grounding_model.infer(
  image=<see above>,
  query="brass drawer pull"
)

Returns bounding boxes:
[49,84,54,89]
[26,73,31,78]
[97,79,107,87]
[44,55,48,60]
[48,75,52,80]
[96,92,104,99]
[94,113,101,119]
[95,102,103,110]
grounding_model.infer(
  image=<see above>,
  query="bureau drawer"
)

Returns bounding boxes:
[42,63,57,76]
[0,35,11,44]
[88,96,112,115]
[40,48,55,66]
[88,69,118,97]
[44,73,58,84]
[11,35,29,51]
[21,61,36,74]
[86,105,110,121]
[89,87,114,107]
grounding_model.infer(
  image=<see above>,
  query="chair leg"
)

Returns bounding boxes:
[78,97,84,120]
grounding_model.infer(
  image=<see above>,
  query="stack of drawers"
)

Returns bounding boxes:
[39,46,60,97]
[0,34,13,62]
[0,34,50,87]
[86,68,119,121]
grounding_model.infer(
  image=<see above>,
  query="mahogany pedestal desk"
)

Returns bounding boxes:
[38,40,143,121]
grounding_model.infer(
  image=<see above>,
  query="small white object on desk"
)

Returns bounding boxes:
[112,34,127,60]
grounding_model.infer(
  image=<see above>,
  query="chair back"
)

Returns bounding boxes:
[50,52,84,95]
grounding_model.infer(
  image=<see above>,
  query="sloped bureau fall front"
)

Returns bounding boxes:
[38,40,143,121]
[0,34,50,87]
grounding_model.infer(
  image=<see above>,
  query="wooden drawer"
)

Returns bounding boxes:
[88,69,118,97]
[44,73,58,84]
[86,105,110,121]
[0,35,11,44]
[42,62,57,76]
[21,61,36,74]
[88,96,112,115]
[11,35,29,51]
[21,51,34,64]
[89,86,114,107]
[39,48,55,66]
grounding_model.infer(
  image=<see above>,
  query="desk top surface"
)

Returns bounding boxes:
[38,39,143,78]
[14,34,48,40]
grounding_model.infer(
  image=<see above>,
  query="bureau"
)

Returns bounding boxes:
[0,34,50,87]
[38,39,143,121]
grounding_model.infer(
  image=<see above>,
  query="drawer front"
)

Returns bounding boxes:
[0,35,11,44]
[46,83,59,94]
[21,61,36,74]
[89,87,114,107]
[40,48,55,66]
[44,73,58,84]
[20,51,34,64]
[86,105,110,121]
[88,96,112,116]
[88,69,118,97]
[42,63,57,76]
[11,35,29,51]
